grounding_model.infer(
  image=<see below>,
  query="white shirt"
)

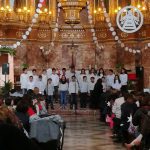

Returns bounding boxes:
[47,68,52,78]
[80,81,88,93]
[34,80,45,93]
[46,83,54,96]
[120,74,128,86]
[59,83,68,91]
[33,75,38,83]
[50,74,59,86]
[106,74,115,87]
[112,80,122,90]
[66,71,76,82]
[27,81,35,90]
[88,81,95,93]
[88,73,98,82]
[112,97,125,119]
[102,82,107,92]
[42,74,48,88]
[20,73,28,89]
[69,81,79,94]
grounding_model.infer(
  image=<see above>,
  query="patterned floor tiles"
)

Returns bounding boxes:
[63,116,125,150]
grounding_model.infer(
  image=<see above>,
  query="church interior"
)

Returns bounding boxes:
[0,0,150,150]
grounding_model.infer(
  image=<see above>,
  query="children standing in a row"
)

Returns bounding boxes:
[20,67,128,110]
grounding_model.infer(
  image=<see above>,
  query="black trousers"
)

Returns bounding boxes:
[70,93,77,110]
[54,86,59,102]
[80,93,88,108]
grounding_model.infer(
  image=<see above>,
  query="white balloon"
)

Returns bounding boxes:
[93,37,97,41]
[28,27,32,32]
[25,31,30,35]
[110,27,114,31]
[133,50,136,54]
[108,23,112,27]
[148,43,150,47]
[32,18,37,23]
[40,0,44,2]
[106,18,110,23]
[121,43,125,48]
[118,40,121,44]
[112,31,116,36]
[103,8,106,12]
[89,20,93,24]
[13,44,17,48]
[125,47,129,51]
[36,8,40,13]
[94,41,98,44]
[58,3,61,7]
[51,42,54,47]
[34,13,39,18]
[129,48,132,53]
[88,15,92,19]
[136,50,141,53]
[38,3,42,8]
[87,6,90,10]
[56,23,58,27]
[91,29,95,32]
[58,8,61,12]
[54,28,58,32]
[16,42,21,46]
[104,13,108,17]
[115,36,119,40]
[22,35,27,39]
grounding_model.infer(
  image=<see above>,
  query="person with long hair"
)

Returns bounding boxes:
[120,68,128,92]
[59,75,68,109]
[112,75,122,91]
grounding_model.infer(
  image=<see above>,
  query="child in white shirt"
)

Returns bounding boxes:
[69,76,79,110]
[80,76,88,108]
[46,78,54,109]
[20,68,28,94]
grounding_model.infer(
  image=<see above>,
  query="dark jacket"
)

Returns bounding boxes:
[0,123,41,150]
[132,107,150,135]
[121,102,138,129]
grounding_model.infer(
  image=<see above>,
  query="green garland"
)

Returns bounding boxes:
[0,47,15,56]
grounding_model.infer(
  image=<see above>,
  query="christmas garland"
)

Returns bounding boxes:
[0,46,15,56]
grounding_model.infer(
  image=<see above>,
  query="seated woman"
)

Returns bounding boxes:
[0,106,41,150]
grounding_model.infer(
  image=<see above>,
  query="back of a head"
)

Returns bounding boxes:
[5,97,12,106]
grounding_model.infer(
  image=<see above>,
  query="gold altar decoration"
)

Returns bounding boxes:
[58,0,87,24]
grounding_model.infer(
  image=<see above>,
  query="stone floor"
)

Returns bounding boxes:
[62,115,125,150]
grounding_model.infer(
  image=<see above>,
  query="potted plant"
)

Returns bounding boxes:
[1,80,13,98]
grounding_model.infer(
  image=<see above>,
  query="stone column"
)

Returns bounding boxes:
[51,0,56,23]
[8,54,14,86]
